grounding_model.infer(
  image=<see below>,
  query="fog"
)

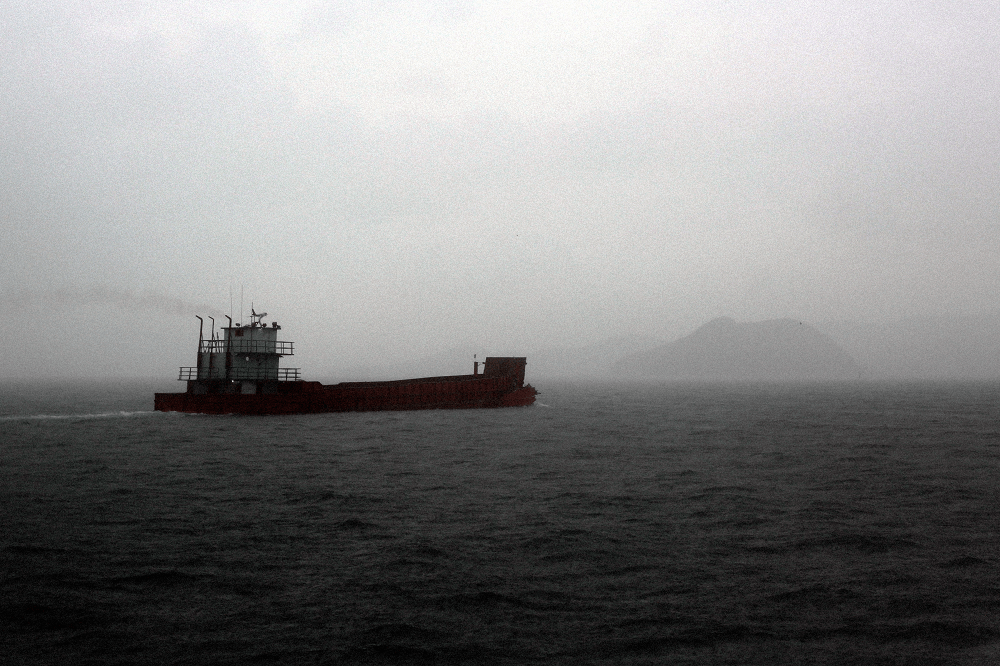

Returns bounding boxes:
[3,1,999,380]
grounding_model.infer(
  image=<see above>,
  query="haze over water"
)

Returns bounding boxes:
[4,380,1000,664]
[4,1,1000,379]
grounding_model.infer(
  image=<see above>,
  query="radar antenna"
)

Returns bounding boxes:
[250,306,267,327]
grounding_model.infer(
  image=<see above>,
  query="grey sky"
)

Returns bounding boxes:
[3,1,999,378]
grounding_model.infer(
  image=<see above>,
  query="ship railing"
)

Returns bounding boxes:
[198,340,294,355]
[178,367,302,381]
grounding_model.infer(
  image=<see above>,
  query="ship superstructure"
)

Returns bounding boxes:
[181,310,299,396]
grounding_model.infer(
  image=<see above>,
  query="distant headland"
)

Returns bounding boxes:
[613,317,863,381]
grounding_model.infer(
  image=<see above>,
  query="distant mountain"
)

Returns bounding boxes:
[329,312,1000,383]
[818,312,1000,379]
[615,317,864,381]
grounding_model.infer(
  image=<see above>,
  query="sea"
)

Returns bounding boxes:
[2,379,1000,665]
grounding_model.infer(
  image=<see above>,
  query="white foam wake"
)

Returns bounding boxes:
[0,410,161,422]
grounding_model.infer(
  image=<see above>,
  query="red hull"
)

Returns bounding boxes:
[155,374,537,415]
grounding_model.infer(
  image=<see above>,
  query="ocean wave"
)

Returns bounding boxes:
[4,382,999,665]
[0,410,163,422]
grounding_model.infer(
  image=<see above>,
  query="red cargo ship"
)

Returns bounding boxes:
[154,310,537,415]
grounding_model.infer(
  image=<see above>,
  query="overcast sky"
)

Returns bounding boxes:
[3,0,999,378]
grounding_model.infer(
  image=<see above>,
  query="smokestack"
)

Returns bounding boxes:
[196,316,204,372]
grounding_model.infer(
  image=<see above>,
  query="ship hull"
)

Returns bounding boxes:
[154,374,537,415]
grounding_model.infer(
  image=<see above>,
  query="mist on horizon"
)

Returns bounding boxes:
[3,1,999,380]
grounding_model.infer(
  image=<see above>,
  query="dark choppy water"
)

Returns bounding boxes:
[2,380,1000,664]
